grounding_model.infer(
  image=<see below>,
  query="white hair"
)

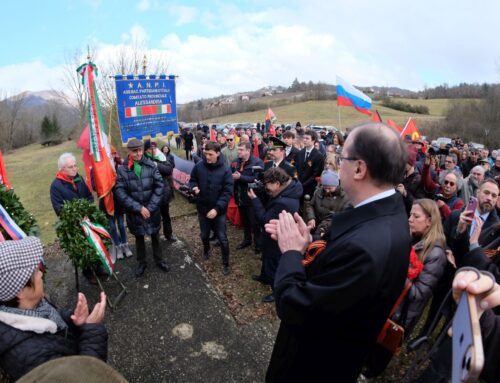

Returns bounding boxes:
[58,153,76,170]
[471,165,485,175]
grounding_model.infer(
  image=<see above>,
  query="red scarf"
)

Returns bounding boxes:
[56,171,77,191]
[407,246,424,281]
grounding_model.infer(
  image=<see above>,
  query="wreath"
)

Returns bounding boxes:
[0,184,39,238]
[55,199,111,271]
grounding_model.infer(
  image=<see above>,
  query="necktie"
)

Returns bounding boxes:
[305,151,310,161]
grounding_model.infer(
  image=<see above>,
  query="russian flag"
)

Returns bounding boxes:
[336,76,372,116]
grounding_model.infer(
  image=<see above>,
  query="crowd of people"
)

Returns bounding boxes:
[0,119,499,382]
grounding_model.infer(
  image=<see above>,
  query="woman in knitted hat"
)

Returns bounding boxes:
[304,169,349,240]
[0,237,108,381]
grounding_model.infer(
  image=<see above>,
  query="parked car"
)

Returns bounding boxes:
[470,142,485,150]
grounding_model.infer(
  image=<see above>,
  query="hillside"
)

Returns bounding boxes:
[204,98,447,130]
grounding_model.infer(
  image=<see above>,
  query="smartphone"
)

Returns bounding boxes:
[466,197,478,214]
[452,292,484,383]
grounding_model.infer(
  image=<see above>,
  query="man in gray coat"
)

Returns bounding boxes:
[115,139,169,277]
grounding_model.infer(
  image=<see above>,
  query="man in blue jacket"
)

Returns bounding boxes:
[50,153,93,215]
[189,141,234,275]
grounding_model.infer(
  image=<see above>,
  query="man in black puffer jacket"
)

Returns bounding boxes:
[189,141,234,274]
[0,237,108,381]
[115,139,168,277]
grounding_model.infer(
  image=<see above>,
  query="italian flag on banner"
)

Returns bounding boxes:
[125,104,172,117]
[81,217,114,275]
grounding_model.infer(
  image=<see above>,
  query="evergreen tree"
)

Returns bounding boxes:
[40,116,53,139]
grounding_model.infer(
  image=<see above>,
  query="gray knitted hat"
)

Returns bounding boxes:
[320,170,339,187]
[0,237,44,301]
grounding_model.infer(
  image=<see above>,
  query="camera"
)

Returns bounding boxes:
[179,185,198,203]
[433,193,448,202]
[248,166,265,191]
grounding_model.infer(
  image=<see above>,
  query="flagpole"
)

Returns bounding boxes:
[337,104,341,131]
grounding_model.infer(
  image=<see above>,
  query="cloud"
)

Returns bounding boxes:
[0,61,65,95]
[120,25,149,46]
[168,5,198,26]
[135,0,150,11]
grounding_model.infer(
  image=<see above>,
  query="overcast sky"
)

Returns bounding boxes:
[1,0,499,103]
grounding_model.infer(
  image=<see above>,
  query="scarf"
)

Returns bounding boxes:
[0,298,68,331]
[55,171,81,191]
[128,155,142,178]
[408,245,424,281]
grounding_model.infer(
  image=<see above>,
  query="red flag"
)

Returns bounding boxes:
[371,110,382,123]
[386,119,403,134]
[0,150,11,189]
[77,125,94,192]
[209,126,217,142]
[77,124,116,215]
[91,148,116,215]
[265,107,276,122]
[400,117,421,141]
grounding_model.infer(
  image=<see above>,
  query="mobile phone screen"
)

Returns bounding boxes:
[452,292,484,383]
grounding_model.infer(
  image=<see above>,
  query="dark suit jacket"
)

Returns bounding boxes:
[286,146,300,166]
[295,148,324,197]
[266,192,411,383]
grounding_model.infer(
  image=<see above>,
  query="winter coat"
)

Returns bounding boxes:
[251,179,302,260]
[233,155,264,207]
[459,175,480,206]
[295,148,324,198]
[115,155,164,236]
[304,186,349,225]
[0,308,107,381]
[189,155,233,215]
[396,241,446,335]
[50,174,93,215]
[149,155,173,205]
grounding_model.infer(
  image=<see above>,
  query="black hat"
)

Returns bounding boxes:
[269,136,286,150]
[127,138,143,149]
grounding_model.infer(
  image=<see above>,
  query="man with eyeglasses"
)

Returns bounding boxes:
[264,123,410,382]
[50,152,93,216]
[221,134,238,169]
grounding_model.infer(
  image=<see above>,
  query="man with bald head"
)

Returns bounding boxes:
[460,165,485,203]
[265,123,411,382]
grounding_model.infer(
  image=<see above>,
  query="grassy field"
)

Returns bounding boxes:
[205,99,445,130]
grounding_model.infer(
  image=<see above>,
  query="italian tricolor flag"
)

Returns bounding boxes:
[125,104,172,118]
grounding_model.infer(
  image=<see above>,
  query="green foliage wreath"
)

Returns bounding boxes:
[56,199,111,271]
[0,185,39,238]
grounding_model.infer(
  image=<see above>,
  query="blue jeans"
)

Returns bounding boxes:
[108,214,127,246]
[198,212,230,266]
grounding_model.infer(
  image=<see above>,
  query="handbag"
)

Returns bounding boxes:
[376,281,411,355]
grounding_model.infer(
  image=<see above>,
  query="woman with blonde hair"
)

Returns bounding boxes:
[324,153,339,172]
[398,198,447,335]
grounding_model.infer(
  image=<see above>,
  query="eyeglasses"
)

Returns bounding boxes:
[445,160,453,164]
[227,139,234,141]
[443,180,456,186]
[339,155,359,163]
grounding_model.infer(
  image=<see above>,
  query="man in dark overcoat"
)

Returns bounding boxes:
[115,139,168,277]
[264,123,411,382]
